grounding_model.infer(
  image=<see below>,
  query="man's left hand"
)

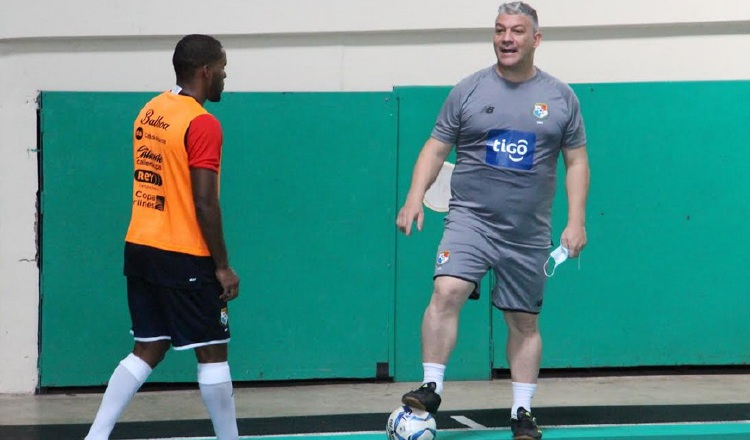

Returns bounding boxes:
[561,223,587,258]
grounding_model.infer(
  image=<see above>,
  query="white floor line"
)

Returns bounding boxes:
[542,420,750,429]
[450,415,488,429]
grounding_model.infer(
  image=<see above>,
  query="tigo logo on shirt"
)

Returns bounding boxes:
[485,129,536,170]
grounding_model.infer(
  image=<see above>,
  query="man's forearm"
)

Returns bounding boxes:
[405,139,453,204]
[565,161,590,226]
[406,156,443,204]
[195,200,230,269]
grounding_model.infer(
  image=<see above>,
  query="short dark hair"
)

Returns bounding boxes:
[172,34,224,82]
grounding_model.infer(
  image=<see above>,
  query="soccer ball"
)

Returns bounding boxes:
[386,405,437,440]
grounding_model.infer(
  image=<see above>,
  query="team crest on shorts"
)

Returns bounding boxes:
[220,308,229,327]
[533,103,549,119]
[436,250,450,265]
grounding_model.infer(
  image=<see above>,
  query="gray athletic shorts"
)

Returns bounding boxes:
[433,220,550,313]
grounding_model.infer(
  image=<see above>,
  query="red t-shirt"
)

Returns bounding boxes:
[187,113,222,171]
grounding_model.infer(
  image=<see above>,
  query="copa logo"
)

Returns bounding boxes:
[133,191,165,211]
[485,129,536,171]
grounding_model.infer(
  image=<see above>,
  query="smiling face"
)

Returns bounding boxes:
[493,13,541,75]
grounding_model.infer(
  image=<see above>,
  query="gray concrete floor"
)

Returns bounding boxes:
[1,374,749,426]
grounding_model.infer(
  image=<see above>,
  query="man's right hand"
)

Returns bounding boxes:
[215,267,240,302]
[396,200,425,236]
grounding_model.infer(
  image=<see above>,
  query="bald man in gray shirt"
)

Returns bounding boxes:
[396,3,589,439]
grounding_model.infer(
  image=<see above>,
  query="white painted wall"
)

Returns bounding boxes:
[1,0,749,394]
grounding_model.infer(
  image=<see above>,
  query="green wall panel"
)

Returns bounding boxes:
[393,82,750,377]
[495,81,750,369]
[39,81,750,387]
[39,91,397,386]
[214,92,397,380]
[39,92,151,387]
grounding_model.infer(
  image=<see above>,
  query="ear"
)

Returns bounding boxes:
[533,31,542,48]
[200,64,211,78]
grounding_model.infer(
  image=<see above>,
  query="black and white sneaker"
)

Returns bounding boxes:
[510,407,542,439]
[400,382,442,414]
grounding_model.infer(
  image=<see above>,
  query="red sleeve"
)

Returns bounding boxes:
[186,113,222,171]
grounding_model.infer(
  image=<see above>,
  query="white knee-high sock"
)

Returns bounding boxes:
[198,362,238,440]
[85,354,152,440]
[422,363,446,395]
[511,382,537,418]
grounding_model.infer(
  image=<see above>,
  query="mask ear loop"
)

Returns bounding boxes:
[543,256,557,277]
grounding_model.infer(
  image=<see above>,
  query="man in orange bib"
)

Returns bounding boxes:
[86,34,241,440]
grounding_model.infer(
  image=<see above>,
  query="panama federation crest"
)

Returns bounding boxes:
[220,308,229,327]
[436,250,450,266]
[533,103,549,119]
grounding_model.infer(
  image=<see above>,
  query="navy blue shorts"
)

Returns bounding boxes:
[127,275,230,350]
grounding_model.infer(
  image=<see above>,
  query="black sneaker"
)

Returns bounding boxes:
[510,407,542,439]
[401,382,442,414]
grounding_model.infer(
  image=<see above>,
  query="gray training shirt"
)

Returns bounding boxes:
[432,65,587,248]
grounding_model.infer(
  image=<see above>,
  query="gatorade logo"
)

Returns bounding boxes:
[485,129,536,170]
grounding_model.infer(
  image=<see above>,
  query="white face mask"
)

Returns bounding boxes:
[543,244,569,277]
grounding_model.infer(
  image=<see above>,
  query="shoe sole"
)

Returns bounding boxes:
[401,396,429,413]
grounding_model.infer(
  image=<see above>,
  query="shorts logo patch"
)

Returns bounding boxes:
[436,250,450,266]
[485,129,536,171]
[220,308,229,327]
[533,103,549,119]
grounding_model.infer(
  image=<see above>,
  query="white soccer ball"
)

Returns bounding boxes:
[386,405,437,440]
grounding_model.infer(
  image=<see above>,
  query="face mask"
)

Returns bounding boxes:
[543,244,569,277]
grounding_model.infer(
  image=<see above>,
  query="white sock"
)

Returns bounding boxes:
[422,363,446,395]
[198,362,238,440]
[511,382,537,419]
[85,354,152,440]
